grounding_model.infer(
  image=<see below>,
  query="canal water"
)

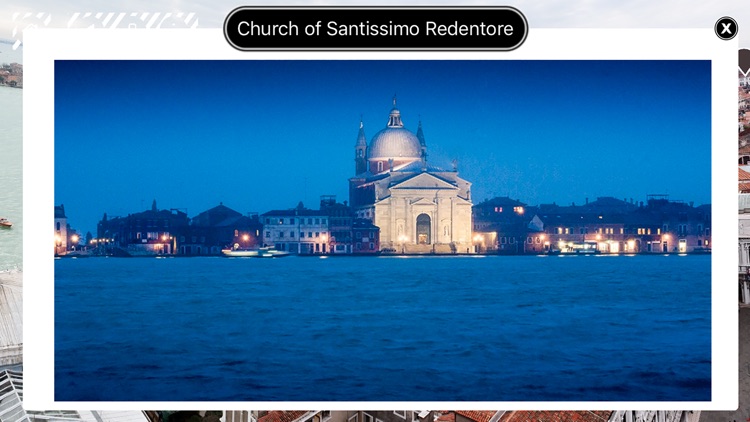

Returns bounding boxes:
[55,254,711,402]
[0,85,22,271]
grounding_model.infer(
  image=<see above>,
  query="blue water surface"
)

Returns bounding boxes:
[54,254,711,401]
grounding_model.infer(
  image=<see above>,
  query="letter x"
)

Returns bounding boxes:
[722,22,733,34]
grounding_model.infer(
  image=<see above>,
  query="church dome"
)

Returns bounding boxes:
[367,100,422,160]
[368,127,422,160]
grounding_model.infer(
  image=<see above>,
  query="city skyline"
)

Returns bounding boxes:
[55,60,711,235]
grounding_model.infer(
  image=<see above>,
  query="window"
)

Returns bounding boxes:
[527,237,533,243]
[364,414,374,422]
[56,222,61,230]
[315,232,320,237]
[535,237,541,244]
[315,218,320,224]
[290,218,295,225]
[370,242,374,250]
[308,218,312,224]
[309,232,313,237]
[234,229,239,237]
[356,242,362,249]
[501,237,507,244]
[394,412,406,420]
[279,232,284,238]
[290,231,295,238]
[510,237,515,244]
[279,218,284,225]
[377,161,384,172]
[265,231,270,238]
[265,218,270,224]
[494,206,503,213]
[300,232,305,238]
[322,218,327,225]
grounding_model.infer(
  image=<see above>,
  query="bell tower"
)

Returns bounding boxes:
[355,118,367,175]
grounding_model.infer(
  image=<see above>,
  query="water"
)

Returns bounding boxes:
[0,86,23,270]
[55,254,711,402]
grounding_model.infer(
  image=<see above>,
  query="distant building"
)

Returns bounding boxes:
[320,195,355,254]
[54,204,67,255]
[97,200,189,256]
[180,203,262,255]
[261,203,330,254]
[352,218,380,254]
[349,99,473,254]
[473,195,710,254]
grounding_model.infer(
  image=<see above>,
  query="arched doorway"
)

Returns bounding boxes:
[416,214,431,244]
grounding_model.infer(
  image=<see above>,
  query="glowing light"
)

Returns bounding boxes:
[242,234,249,241]
[71,234,79,243]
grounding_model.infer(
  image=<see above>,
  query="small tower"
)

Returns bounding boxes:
[416,119,427,163]
[355,118,367,174]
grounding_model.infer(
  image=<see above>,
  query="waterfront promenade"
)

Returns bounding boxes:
[0,269,22,367]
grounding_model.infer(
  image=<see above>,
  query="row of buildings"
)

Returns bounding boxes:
[57,99,711,256]
[56,190,710,257]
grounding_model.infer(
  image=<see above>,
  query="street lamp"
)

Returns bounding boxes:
[398,234,407,254]
[321,233,328,254]
[473,234,484,253]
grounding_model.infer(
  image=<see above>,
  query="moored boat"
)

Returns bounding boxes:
[0,218,11,228]
[221,247,290,258]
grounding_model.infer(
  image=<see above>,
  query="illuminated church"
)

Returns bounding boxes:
[349,99,473,253]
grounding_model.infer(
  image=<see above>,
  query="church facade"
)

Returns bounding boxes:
[349,99,473,253]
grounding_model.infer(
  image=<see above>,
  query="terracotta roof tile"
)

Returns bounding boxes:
[740,168,750,181]
[499,411,612,422]
[455,411,499,422]
[740,183,750,193]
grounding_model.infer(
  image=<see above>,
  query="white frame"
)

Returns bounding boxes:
[22,27,737,411]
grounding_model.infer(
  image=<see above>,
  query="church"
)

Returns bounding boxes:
[348,99,473,254]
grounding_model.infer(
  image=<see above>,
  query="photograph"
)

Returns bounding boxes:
[53,59,711,402]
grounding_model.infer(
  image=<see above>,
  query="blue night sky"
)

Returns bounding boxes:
[55,60,711,235]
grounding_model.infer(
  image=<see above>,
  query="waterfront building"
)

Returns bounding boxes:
[320,195,354,254]
[349,99,473,254]
[97,200,189,256]
[262,203,330,254]
[54,204,67,255]
[180,203,262,255]
[352,218,380,254]
[472,195,710,254]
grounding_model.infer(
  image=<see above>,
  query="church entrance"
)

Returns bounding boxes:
[416,213,431,244]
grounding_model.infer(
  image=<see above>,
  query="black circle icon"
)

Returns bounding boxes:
[715,17,738,40]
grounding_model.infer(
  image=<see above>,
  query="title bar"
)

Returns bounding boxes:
[224,6,528,51]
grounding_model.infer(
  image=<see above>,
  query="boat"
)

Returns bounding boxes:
[0,218,11,228]
[221,246,290,258]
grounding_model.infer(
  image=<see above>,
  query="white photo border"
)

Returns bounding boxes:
[23,27,738,411]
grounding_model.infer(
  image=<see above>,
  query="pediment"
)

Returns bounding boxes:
[410,197,436,206]
[390,172,457,190]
